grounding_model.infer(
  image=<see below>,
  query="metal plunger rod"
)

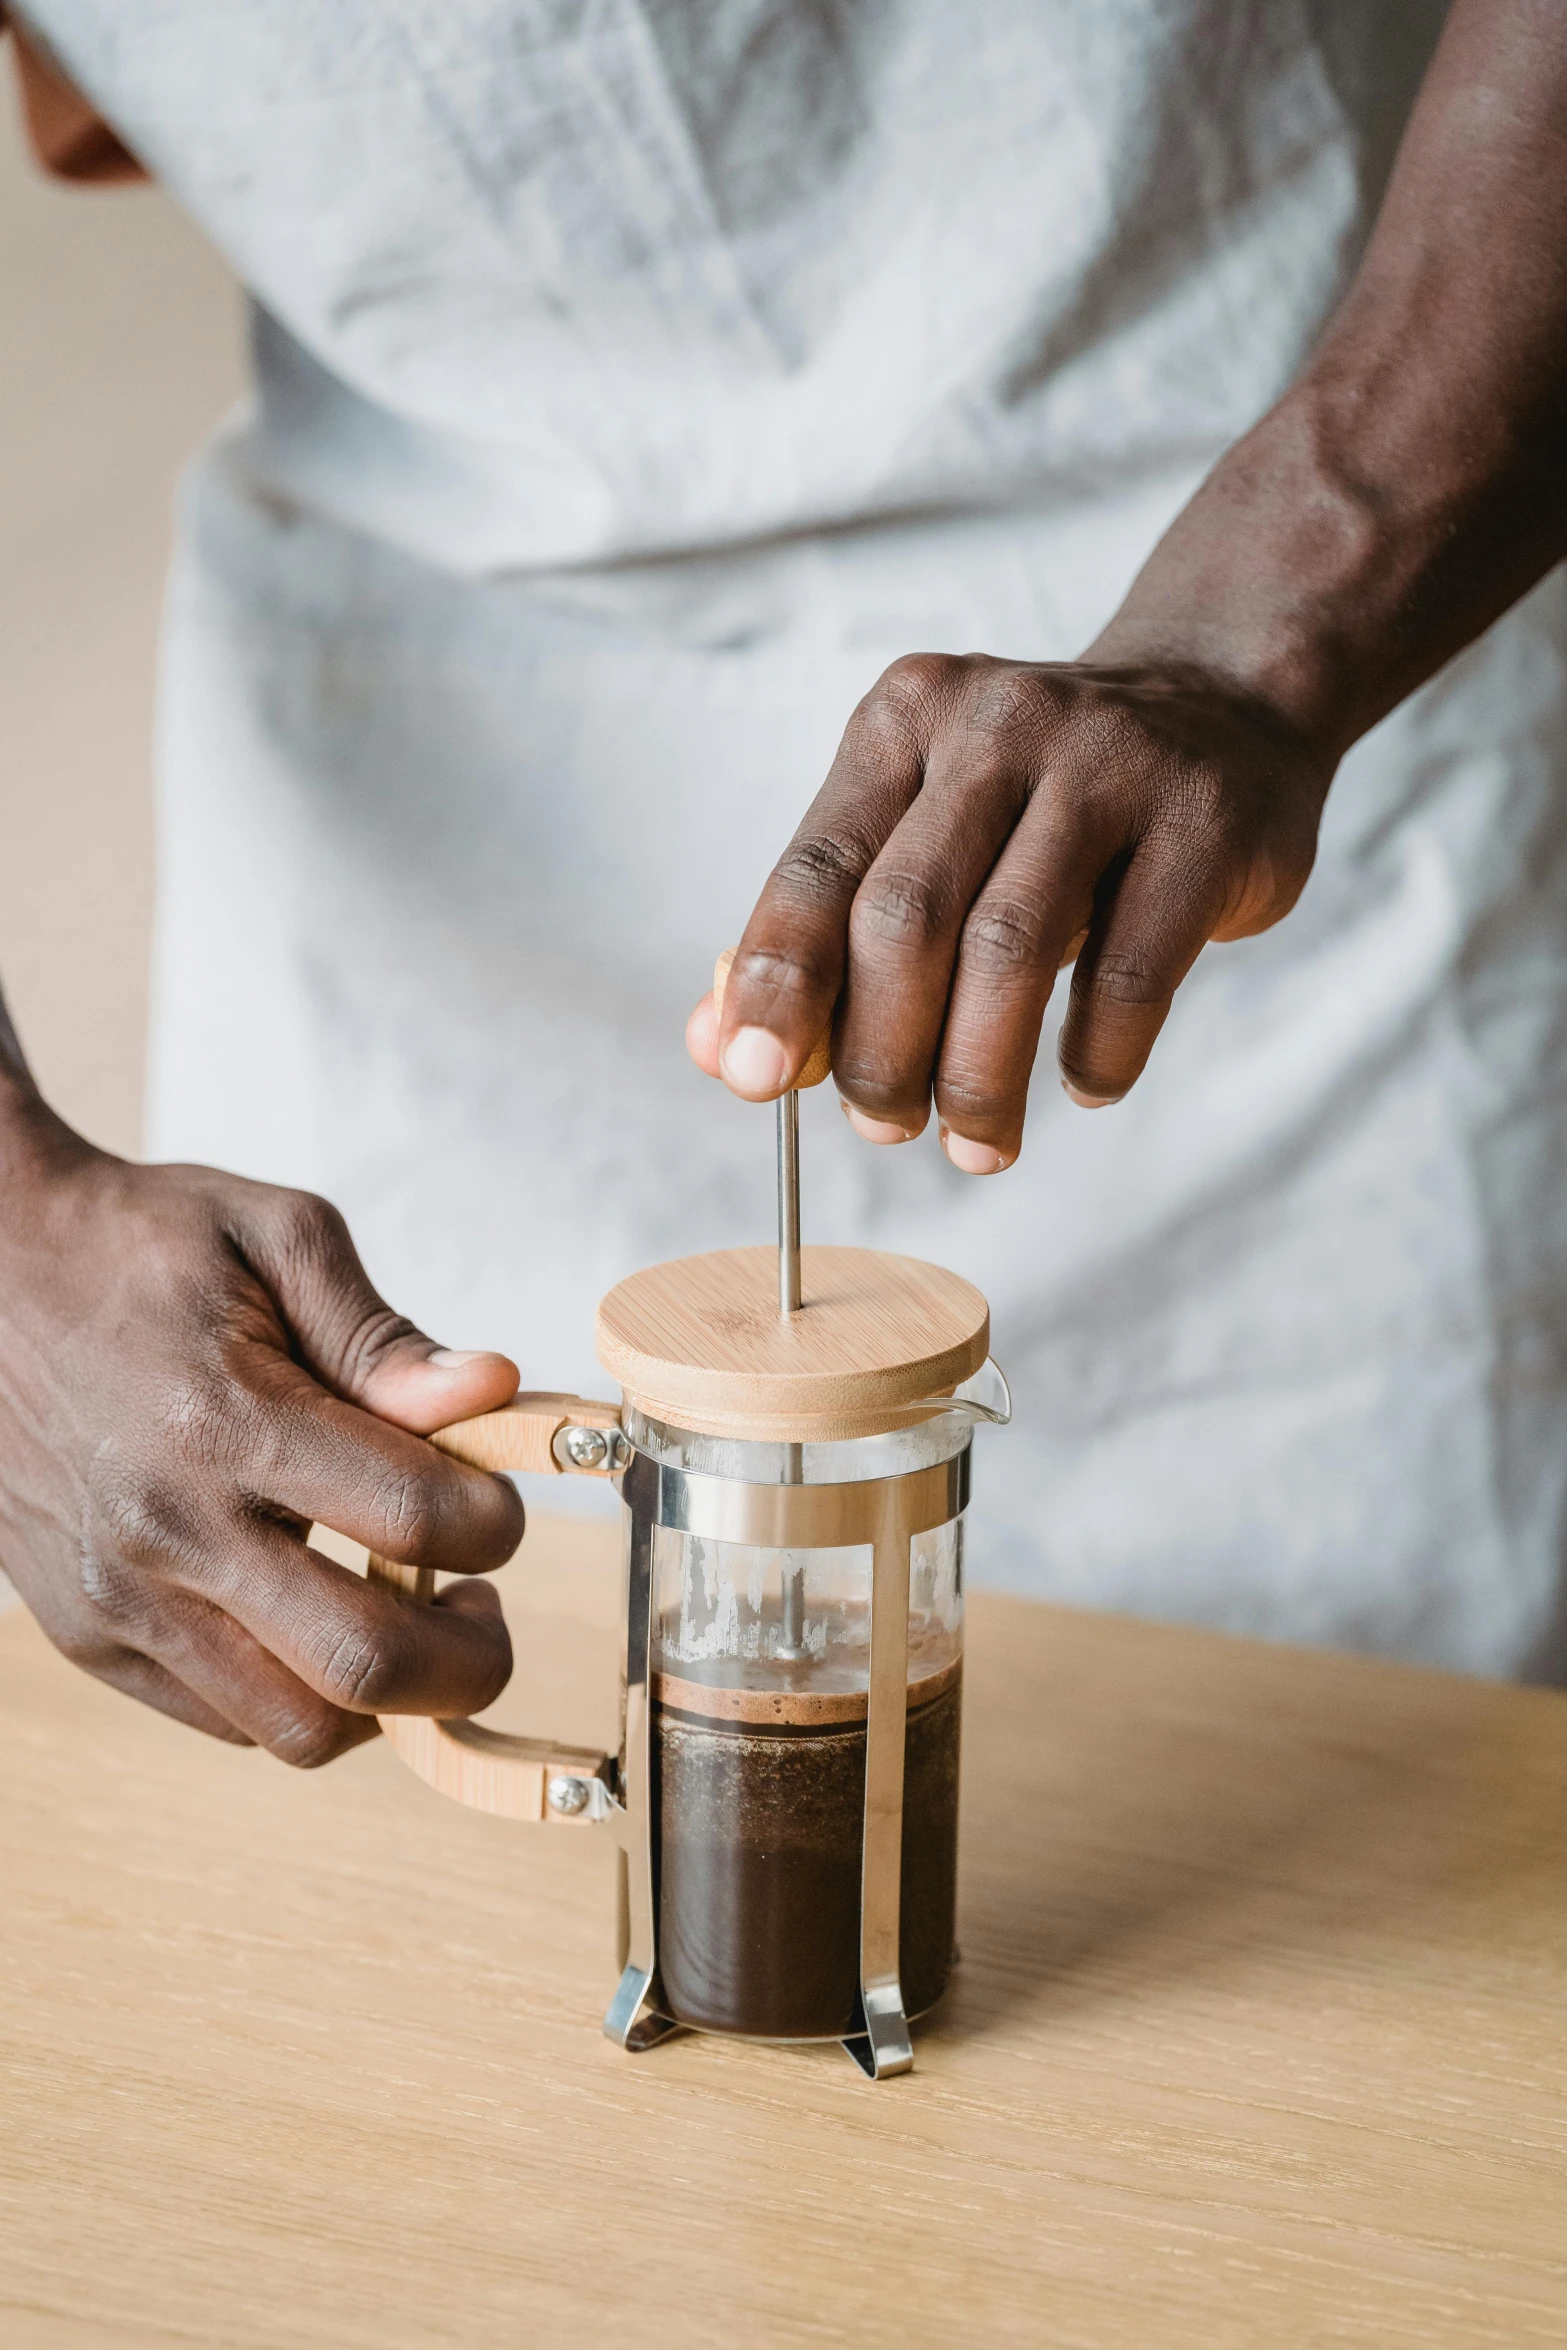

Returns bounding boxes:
[779,1547,806,1657]
[712,949,826,1319]
[777,1089,802,1316]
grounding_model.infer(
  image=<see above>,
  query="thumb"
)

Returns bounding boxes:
[233,1186,520,1435]
[685,989,722,1078]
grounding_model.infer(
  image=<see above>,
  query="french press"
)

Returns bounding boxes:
[364,969,1007,2079]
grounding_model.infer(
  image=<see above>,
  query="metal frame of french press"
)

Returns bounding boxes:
[375,1402,973,2078]
[596,1089,975,2076]
[367,1084,992,2080]
[602,1431,970,2078]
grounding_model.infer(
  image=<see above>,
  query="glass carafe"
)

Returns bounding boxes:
[633,1412,969,2040]
[355,1242,1004,2080]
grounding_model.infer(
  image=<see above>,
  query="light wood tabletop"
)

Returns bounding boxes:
[3,1513,1565,2349]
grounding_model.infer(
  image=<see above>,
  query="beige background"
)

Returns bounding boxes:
[0,70,243,1160]
[0,74,241,1616]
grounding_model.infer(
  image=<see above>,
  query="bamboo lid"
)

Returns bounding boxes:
[595,1244,990,1441]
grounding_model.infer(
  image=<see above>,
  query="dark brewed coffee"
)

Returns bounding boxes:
[654,1675,961,2040]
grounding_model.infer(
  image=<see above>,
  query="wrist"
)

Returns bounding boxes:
[1093,289,1567,770]
[1086,386,1411,769]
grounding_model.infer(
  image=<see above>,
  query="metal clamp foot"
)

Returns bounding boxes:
[603,1963,681,2053]
[842,1981,914,2079]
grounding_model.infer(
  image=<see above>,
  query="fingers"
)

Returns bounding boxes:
[686,990,721,1079]
[213,1528,513,1722]
[97,1586,383,1763]
[215,1348,526,1575]
[129,1512,514,1733]
[2,1151,530,1767]
[829,674,1069,1137]
[58,1524,512,1764]
[1056,827,1228,1105]
[53,1572,356,1758]
[934,774,1231,1153]
[715,653,1321,1161]
[86,1644,260,1747]
[231,1188,519,1434]
[716,656,938,1098]
[930,792,1107,1167]
[218,1187,526,1572]
[728,654,1117,1148]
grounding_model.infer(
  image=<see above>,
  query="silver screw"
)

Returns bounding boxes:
[548,1774,591,1816]
[562,1425,609,1470]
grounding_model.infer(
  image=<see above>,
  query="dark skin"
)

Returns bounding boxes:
[5,0,1567,1754]
[690,0,1567,1168]
[0,1071,523,1759]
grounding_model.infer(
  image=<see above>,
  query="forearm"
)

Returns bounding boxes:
[1092,0,1567,763]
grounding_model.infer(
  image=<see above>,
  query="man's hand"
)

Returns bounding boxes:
[689,653,1326,1170]
[691,0,1567,1165]
[0,1099,523,1762]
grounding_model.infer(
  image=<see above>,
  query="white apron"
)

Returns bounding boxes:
[34,1,1567,1677]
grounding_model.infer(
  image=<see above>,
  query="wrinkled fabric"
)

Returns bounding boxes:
[35,2,1567,1677]
[30,2,1435,572]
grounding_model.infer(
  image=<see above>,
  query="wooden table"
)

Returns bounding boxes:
[3,1516,1565,2348]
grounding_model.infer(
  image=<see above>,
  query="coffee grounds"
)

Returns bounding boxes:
[653,1678,961,2040]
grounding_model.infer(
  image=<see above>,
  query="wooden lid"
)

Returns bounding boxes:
[595,1245,990,1441]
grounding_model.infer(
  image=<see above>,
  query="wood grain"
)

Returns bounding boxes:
[596,1243,990,1438]
[356,1394,623,1814]
[3,1517,1566,2348]
[373,1712,611,1823]
[431,1391,622,1477]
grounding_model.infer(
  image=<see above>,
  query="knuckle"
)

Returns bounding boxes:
[961,895,1051,979]
[961,663,1066,752]
[158,1369,253,1474]
[935,1075,1018,1129]
[852,865,950,955]
[256,1190,420,1384]
[848,654,953,763]
[70,1547,146,1632]
[316,1613,419,1712]
[49,1612,122,1672]
[266,1705,358,1771]
[1087,947,1171,1012]
[376,1467,445,1558]
[90,1467,203,1581]
[867,651,955,732]
[272,1187,349,1263]
[771,830,865,910]
[1162,760,1234,846]
[335,1303,423,1390]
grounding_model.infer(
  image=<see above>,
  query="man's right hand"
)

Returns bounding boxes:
[0,1093,523,1764]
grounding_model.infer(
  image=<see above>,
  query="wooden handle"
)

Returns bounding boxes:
[365,1395,621,1821]
[368,1709,613,1824]
[429,1391,623,1478]
[714,950,833,1090]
